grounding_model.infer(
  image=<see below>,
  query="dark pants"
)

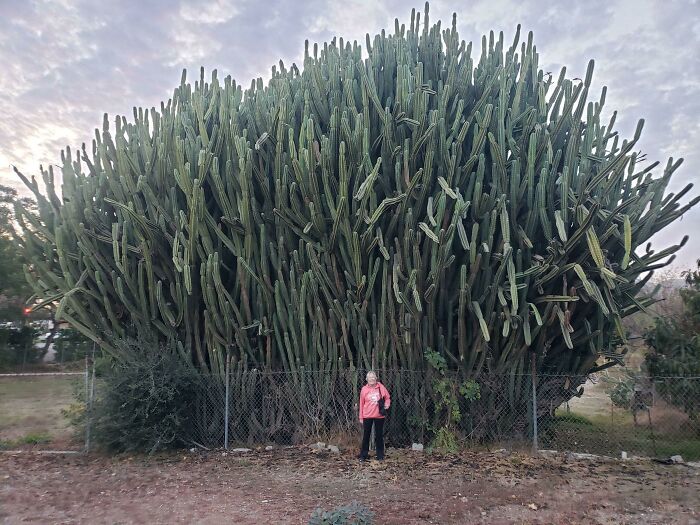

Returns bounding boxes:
[359,418,385,459]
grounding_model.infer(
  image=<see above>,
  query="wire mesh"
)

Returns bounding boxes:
[194,369,700,459]
[543,374,700,458]
[2,368,698,459]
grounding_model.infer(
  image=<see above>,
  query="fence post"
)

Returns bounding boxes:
[88,346,96,451]
[224,350,230,450]
[531,353,538,453]
[84,344,96,453]
[84,354,89,453]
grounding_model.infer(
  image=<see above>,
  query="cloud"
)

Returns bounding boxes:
[306,0,392,39]
[179,0,241,24]
[1,0,698,267]
[167,0,243,65]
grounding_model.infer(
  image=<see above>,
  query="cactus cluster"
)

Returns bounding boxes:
[16,4,697,383]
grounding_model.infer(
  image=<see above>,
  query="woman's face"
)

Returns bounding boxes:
[366,373,377,386]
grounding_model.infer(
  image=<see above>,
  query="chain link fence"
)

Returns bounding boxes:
[2,365,698,460]
[184,367,699,460]
[547,373,700,458]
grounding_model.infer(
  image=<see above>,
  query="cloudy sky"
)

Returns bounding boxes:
[1,0,698,268]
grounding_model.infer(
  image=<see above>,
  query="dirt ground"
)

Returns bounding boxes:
[1,447,699,525]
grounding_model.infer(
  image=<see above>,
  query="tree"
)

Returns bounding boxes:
[0,185,35,320]
[645,260,700,426]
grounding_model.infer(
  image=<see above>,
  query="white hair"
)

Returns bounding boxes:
[366,371,377,380]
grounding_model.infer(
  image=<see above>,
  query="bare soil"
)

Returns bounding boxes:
[1,447,698,524]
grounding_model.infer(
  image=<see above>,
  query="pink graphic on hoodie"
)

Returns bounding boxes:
[359,382,391,421]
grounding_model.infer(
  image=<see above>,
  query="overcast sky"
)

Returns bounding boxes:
[1,0,698,269]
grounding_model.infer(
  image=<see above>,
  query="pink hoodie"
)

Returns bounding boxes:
[359,382,391,421]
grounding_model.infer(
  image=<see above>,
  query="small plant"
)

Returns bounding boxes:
[0,432,52,449]
[425,348,481,452]
[431,427,459,453]
[61,400,86,429]
[607,375,637,410]
[308,501,374,525]
[61,377,89,430]
[17,432,51,445]
[604,370,659,427]
[460,380,481,402]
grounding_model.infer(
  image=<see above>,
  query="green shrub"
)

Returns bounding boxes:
[646,261,700,427]
[90,338,202,452]
[308,502,374,525]
[604,371,640,410]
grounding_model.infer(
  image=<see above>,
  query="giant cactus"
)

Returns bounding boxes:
[16,4,697,391]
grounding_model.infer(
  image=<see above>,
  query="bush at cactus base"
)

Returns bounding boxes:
[16,5,698,390]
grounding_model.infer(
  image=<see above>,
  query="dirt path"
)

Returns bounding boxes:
[1,447,698,524]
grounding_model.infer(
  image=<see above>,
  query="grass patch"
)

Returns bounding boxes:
[0,375,78,442]
[550,413,593,426]
[17,432,52,445]
[542,411,700,460]
[0,432,52,449]
[554,375,700,460]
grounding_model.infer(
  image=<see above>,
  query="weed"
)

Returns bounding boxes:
[0,432,52,449]
[308,501,374,525]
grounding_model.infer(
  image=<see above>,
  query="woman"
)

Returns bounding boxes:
[358,371,391,461]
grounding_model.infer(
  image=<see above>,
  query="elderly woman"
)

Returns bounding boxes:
[358,371,391,461]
